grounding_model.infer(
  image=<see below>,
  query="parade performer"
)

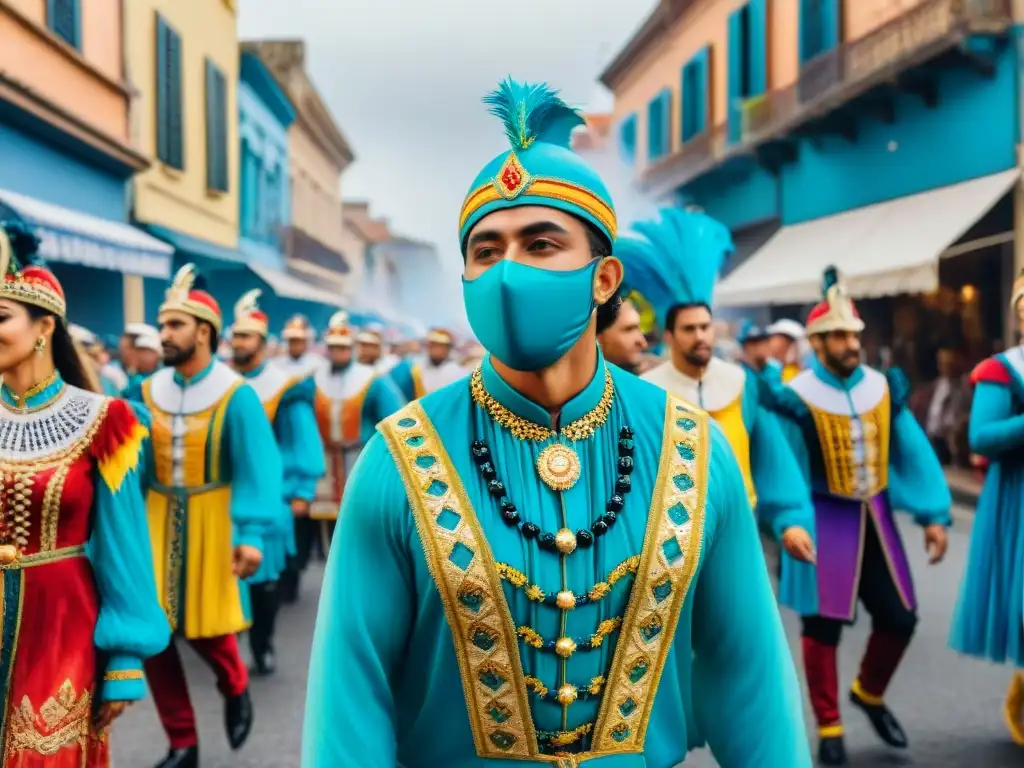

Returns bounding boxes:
[280,312,404,602]
[736,319,771,376]
[950,269,1024,745]
[769,267,950,765]
[302,78,810,767]
[767,318,807,383]
[389,327,466,400]
[618,210,815,551]
[596,295,650,374]
[354,323,397,375]
[229,290,324,675]
[275,314,324,379]
[0,221,169,765]
[141,265,281,768]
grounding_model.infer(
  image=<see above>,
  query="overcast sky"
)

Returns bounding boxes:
[239,0,657,327]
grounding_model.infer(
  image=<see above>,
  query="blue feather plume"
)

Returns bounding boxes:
[483,78,585,151]
[0,220,42,274]
[615,208,734,327]
[822,265,839,297]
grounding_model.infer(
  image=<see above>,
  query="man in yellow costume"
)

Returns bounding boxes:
[617,208,815,565]
[141,265,282,768]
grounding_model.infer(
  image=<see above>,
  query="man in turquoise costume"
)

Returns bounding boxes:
[228,289,325,676]
[302,78,810,767]
[768,267,950,766]
[616,210,815,559]
[736,319,771,376]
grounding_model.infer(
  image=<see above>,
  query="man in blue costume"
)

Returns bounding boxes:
[302,78,810,768]
[768,267,950,766]
[950,268,1024,746]
[228,289,325,676]
[616,211,815,561]
[736,319,771,376]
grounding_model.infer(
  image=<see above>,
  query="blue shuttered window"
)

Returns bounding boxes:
[619,113,637,164]
[647,89,672,161]
[205,59,229,192]
[155,15,184,170]
[728,0,768,142]
[266,167,281,246]
[240,140,256,237]
[800,0,840,63]
[47,0,80,49]
[681,47,710,143]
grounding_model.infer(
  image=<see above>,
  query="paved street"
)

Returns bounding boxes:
[114,506,1024,767]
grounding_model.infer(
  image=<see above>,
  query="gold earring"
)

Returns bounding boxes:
[34,337,46,354]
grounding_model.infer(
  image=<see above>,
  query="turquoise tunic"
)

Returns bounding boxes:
[303,352,810,767]
[389,358,419,401]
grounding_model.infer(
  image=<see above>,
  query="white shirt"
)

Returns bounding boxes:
[642,357,746,412]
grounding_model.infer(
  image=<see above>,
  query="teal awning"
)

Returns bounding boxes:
[141,223,247,269]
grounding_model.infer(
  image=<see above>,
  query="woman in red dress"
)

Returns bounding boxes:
[0,220,169,765]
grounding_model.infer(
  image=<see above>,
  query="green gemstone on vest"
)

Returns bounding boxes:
[489,731,517,750]
[416,454,437,469]
[479,669,505,691]
[673,473,694,492]
[668,502,689,526]
[676,442,695,461]
[426,479,448,497]
[458,588,483,613]
[471,628,497,651]
[676,417,696,431]
[652,578,672,603]
[619,697,638,717]
[629,658,649,683]
[610,724,631,743]
[449,542,475,570]
[662,536,683,563]
[405,435,425,447]
[436,507,461,531]
[398,417,417,428]
[640,617,662,643]
[620,437,634,452]
[489,705,511,723]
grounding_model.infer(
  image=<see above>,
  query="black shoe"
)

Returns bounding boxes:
[225,689,254,750]
[278,581,298,605]
[818,735,848,765]
[850,689,908,748]
[154,746,198,768]
[250,650,276,677]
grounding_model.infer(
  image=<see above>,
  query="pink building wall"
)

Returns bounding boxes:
[0,0,128,142]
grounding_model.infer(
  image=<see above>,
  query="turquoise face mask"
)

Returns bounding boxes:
[462,259,599,371]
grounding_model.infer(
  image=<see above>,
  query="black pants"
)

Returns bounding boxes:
[802,519,918,644]
[279,518,336,601]
[248,581,279,659]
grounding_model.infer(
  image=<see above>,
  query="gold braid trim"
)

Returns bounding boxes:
[497,555,640,605]
[516,617,622,651]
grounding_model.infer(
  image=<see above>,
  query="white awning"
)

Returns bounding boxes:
[715,168,1021,307]
[0,187,173,278]
[248,262,344,307]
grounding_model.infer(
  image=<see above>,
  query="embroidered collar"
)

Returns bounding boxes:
[1,370,65,412]
[472,350,613,441]
[173,359,215,388]
[810,357,865,390]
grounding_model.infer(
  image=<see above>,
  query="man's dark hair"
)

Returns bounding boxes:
[664,302,712,334]
[581,220,623,334]
[200,320,219,354]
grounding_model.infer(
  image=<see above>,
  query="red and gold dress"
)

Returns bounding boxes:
[0,375,168,766]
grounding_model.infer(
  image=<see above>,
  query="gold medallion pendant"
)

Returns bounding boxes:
[536,443,581,492]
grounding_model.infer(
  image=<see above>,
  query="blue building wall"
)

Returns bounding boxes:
[682,40,1017,230]
[0,121,128,336]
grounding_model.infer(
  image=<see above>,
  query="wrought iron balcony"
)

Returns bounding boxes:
[741,0,1012,145]
[640,123,728,198]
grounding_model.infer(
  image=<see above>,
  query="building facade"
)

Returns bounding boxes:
[245,40,353,327]
[0,0,173,334]
[603,0,1021,358]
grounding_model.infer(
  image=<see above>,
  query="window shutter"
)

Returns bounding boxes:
[216,68,229,192]
[749,0,768,95]
[167,28,184,169]
[205,61,217,190]
[47,0,80,48]
[727,8,744,143]
[660,90,672,155]
[619,114,637,164]
[823,0,840,51]
[155,17,169,164]
[695,47,710,135]
[647,96,662,161]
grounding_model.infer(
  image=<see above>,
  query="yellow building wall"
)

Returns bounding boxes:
[125,0,240,248]
[610,0,931,171]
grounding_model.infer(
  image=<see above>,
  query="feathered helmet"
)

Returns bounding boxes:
[323,310,354,347]
[231,289,269,337]
[281,313,312,341]
[805,266,864,336]
[0,221,66,320]
[615,206,734,333]
[426,328,453,346]
[159,263,222,332]
[355,322,383,346]
[459,78,617,250]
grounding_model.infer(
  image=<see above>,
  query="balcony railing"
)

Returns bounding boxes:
[640,123,728,198]
[742,0,1012,144]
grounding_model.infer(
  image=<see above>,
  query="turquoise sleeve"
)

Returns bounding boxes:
[388,361,416,401]
[888,407,952,526]
[125,400,153,495]
[370,375,407,423]
[969,381,1024,458]
[301,434,413,767]
[90,439,171,702]
[277,381,326,503]
[692,424,812,767]
[749,401,814,538]
[225,384,284,549]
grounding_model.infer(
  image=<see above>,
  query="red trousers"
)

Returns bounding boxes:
[145,634,249,749]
